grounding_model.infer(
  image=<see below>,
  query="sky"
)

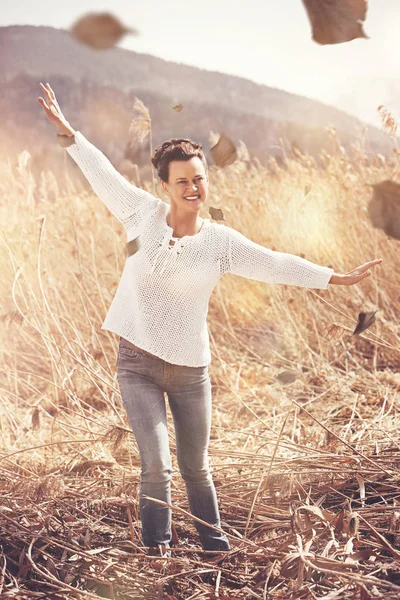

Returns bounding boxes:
[2,0,400,127]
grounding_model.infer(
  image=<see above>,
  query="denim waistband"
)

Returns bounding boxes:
[119,336,159,359]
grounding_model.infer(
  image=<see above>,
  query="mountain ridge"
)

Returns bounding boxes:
[0,24,393,173]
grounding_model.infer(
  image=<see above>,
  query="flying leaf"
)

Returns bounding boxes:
[351,311,377,337]
[0,310,24,327]
[57,133,75,148]
[368,180,400,241]
[128,98,151,147]
[301,0,368,45]
[70,12,138,50]
[126,236,141,258]
[276,370,298,385]
[31,408,40,431]
[210,133,238,168]
[208,207,225,221]
[173,104,183,112]
[209,130,220,147]
[378,105,398,139]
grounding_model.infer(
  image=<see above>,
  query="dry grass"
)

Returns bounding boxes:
[1,132,400,599]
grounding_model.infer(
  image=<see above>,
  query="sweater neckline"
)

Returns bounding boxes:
[164,206,210,240]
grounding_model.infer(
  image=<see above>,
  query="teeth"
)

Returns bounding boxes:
[185,196,200,200]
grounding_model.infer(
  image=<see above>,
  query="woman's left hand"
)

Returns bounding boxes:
[329,258,383,285]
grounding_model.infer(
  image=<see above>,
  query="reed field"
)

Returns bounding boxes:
[1,131,400,599]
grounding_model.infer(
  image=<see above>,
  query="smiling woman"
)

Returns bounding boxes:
[37,81,382,559]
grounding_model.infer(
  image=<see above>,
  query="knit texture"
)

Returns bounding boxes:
[65,131,334,367]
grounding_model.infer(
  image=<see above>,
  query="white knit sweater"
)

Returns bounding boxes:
[65,131,334,367]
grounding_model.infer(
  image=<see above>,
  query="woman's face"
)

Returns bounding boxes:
[161,157,208,212]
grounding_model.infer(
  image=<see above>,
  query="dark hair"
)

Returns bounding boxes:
[151,138,208,183]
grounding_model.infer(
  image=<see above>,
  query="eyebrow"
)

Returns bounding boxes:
[175,175,203,182]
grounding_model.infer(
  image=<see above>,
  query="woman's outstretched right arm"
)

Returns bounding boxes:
[37,82,162,230]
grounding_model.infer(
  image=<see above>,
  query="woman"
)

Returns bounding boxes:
[37,82,383,557]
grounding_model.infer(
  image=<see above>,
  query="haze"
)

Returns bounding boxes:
[2,0,399,127]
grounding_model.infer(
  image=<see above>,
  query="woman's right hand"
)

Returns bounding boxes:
[37,82,75,136]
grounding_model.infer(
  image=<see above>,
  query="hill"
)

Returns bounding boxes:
[0,24,393,176]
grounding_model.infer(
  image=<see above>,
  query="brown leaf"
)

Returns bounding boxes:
[378,106,398,138]
[210,133,238,168]
[0,310,24,327]
[301,0,368,45]
[70,12,138,50]
[368,180,400,241]
[276,370,298,385]
[208,207,225,221]
[333,507,346,534]
[299,505,329,523]
[129,98,151,147]
[345,512,360,537]
[31,408,40,431]
[44,556,59,578]
[351,310,377,337]
[57,133,76,148]
[344,549,376,564]
[171,521,179,545]
[280,552,302,579]
[173,104,183,112]
[126,236,141,258]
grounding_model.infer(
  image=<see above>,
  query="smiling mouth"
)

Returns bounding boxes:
[184,195,201,201]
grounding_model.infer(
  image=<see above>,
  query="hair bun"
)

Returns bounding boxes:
[151,137,207,181]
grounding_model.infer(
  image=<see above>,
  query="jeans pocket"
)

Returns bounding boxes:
[119,345,140,359]
[117,344,142,371]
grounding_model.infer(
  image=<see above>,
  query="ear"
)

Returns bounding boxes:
[161,181,169,195]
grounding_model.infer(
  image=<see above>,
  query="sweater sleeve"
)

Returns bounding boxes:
[223,226,334,290]
[64,131,163,230]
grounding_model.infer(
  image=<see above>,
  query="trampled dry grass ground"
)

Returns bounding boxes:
[1,134,400,599]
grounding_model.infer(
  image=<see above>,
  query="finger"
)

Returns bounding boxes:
[37,96,49,110]
[49,105,59,117]
[360,271,372,280]
[353,260,380,274]
[366,259,383,267]
[358,262,375,270]
[348,271,371,284]
[39,82,52,101]
[46,82,55,98]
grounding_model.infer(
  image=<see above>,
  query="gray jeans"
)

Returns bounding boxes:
[116,336,230,551]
